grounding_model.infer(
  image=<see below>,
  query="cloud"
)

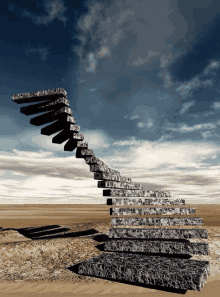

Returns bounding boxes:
[26,46,48,61]
[22,0,68,27]
[163,120,220,133]
[179,101,195,115]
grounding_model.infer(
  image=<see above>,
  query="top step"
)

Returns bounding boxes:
[12,88,67,104]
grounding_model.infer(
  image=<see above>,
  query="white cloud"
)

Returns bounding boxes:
[179,101,195,115]
[22,0,68,27]
[164,120,220,133]
[26,46,48,61]
[212,102,220,110]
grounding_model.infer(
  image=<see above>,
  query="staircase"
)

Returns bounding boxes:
[12,88,210,292]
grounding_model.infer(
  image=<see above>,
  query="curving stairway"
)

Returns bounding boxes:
[12,88,210,292]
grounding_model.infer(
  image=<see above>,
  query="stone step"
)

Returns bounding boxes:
[104,240,209,255]
[41,120,80,136]
[108,228,208,239]
[12,88,67,104]
[90,164,120,174]
[52,130,83,144]
[76,148,94,158]
[30,107,73,126]
[98,180,143,190]
[20,98,70,115]
[110,207,195,216]
[103,189,171,197]
[84,156,105,165]
[111,217,203,226]
[107,198,184,205]
[77,252,210,291]
[94,172,132,183]
[64,139,88,152]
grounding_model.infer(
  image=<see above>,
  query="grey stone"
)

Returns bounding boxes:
[77,252,210,291]
[30,107,73,126]
[108,228,208,239]
[104,240,209,255]
[90,164,120,175]
[98,180,143,190]
[76,148,94,158]
[20,98,70,115]
[84,156,105,166]
[107,198,185,205]
[110,207,195,216]
[41,120,80,136]
[94,172,132,183]
[111,217,203,226]
[12,88,67,104]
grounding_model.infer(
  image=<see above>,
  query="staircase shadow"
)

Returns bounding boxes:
[68,263,188,294]
[15,225,99,240]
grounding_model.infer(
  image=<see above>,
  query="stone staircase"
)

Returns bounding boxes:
[12,88,210,292]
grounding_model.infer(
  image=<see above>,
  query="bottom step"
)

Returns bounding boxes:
[77,253,210,291]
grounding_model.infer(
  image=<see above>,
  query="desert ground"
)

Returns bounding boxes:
[0,203,220,297]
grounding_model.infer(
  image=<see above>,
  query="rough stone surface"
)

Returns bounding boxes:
[76,148,94,158]
[12,88,67,104]
[41,120,80,136]
[20,98,70,115]
[84,156,105,166]
[90,164,120,175]
[103,189,171,197]
[77,252,210,291]
[111,217,203,226]
[98,180,143,190]
[30,107,73,126]
[76,141,88,148]
[94,172,132,183]
[110,207,195,216]
[108,228,208,239]
[104,240,209,255]
[107,198,185,205]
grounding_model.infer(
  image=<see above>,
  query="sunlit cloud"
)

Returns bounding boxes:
[179,101,195,115]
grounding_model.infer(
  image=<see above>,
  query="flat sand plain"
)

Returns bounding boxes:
[0,203,220,297]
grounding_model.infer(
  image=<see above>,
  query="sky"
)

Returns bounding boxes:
[1,0,220,204]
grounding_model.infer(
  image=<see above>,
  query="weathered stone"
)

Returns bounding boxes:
[103,189,171,197]
[94,172,132,183]
[30,107,73,126]
[84,156,105,165]
[77,253,210,291]
[41,120,80,136]
[108,228,208,239]
[20,98,70,115]
[52,131,84,144]
[90,164,120,175]
[12,88,67,104]
[98,180,143,190]
[104,240,209,255]
[76,148,94,158]
[110,207,195,216]
[111,217,203,226]
[107,198,185,205]
[63,138,87,152]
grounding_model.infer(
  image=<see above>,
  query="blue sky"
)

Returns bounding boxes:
[1,0,220,204]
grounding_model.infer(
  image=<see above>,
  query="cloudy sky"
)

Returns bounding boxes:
[1,0,220,204]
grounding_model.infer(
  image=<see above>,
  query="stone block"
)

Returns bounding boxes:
[98,180,143,190]
[64,139,78,152]
[108,228,208,239]
[41,120,80,136]
[111,217,203,226]
[107,198,185,206]
[77,253,210,291]
[104,240,209,255]
[94,172,132,183]
[20,98,70,115]
[30,107,73,126]
[76,148,94,158]
[90,164,120,175]
[110,207,195,216]
[52,131,83,144]
[12,88,67,104]
[84,156,105,166]
[103,189,171,197]
[76,141,88,148]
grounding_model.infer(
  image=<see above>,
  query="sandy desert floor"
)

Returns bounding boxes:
[0,203,220,296]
